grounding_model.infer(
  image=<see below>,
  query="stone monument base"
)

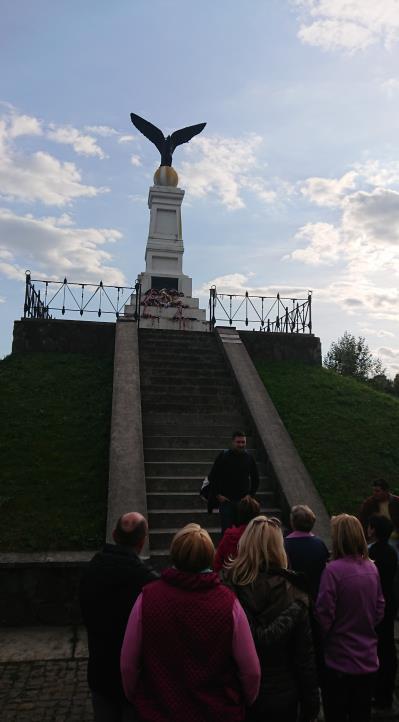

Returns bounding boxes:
[125,290,208,332]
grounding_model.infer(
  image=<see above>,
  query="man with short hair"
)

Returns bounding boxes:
[207,431,259,534]
[368,515,399,716]
[359,479,399,541]
[80,512,159,722]
[284,504,329,599]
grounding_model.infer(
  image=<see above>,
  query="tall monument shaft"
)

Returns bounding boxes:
[139,184,191,297]
[126,170,207,331]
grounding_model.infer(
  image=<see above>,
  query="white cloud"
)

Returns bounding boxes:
[195,272,309,298]
[179,134,278,210]
[359,327,395,338]
[288,222,342,264]
[374,346,399,374]
[295,1,399,52]
[8,113,43,138]
[342,187,399,248]
[0,114,107,206]
[130,154,142,167]
[118,134,138,144]
[0,208,125,284]
[354,160,399,188]
[47,125,106,158]
[291,163,399,273]
[318,279,399,321]
[381,78,399,98]
[301,171,357,207]
[0,295,5,303]
[289,159,399,324]
[84,125,118,137]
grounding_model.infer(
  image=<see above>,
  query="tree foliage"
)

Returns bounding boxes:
[324,331,384,380]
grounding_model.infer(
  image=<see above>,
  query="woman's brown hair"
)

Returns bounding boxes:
[170,523,215,573]
[331,514,369,560]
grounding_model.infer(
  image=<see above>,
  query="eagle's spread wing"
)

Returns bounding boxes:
[130,113,165,154]
[170,123,206,153]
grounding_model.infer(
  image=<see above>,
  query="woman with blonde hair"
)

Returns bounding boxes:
[121,523,260,722]
[224,515,319,722]
[315,514,385,722]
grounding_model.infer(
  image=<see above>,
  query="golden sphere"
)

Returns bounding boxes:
[154,165,179,187]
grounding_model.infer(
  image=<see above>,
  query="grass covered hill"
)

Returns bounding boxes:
[256,361,399,515]
[0,353,113,551]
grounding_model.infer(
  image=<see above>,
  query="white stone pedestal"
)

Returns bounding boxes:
[125,171,208,331]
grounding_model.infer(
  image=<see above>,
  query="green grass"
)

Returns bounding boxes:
[256,361,399,515]
[0,353,114,551]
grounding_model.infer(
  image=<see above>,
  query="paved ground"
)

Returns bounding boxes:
[0,627,93,722]
[1,625,399,721]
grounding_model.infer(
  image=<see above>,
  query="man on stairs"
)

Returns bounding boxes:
[208,431,259,534]
[80,511,159,722]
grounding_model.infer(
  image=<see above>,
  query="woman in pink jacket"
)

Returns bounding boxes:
[121,523,260,722]
[315,514,385,722]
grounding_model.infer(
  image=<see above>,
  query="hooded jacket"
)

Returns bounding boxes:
[226,567,319,720]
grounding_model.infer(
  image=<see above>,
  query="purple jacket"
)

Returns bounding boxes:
[315,556,385,674]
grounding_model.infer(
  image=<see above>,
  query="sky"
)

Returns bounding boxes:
[1,0,399,374]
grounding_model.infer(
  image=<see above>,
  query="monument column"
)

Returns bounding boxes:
[138,172,191,297]
[126,166,207,330]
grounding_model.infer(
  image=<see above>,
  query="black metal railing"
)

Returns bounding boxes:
[23,271,142,322]
[208,287,312,333]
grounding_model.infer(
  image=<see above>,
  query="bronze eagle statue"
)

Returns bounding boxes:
[130,113,206,166]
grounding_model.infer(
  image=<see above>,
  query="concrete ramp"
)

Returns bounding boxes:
[216,327,331,545]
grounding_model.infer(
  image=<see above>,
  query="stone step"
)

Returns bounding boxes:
[145,461,266,477]
[142,413,247,427]
[146,491,275,510]
[139,356,227,367]
[144,436,255,449]
[144,448,258,461]
[149,526,221,551]
[145,475,272,493]
[148,508,282,548]
[143,420,252,436]
[141,387,236,398]
[141,377,233,388]
[142,375,232,386]
[141,395,239,409]
[141,404,242,415]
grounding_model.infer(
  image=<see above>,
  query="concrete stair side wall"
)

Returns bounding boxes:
[107,320,149,555]
[215,327,331,546]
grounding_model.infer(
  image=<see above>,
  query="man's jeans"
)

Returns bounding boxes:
[219,500,238,534]
[91,692,136,722]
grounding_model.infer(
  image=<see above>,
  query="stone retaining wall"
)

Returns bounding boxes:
[239,330,322,365]
[0,553,92,626]
[12,319,115,355]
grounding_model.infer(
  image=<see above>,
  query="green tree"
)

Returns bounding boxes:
[324,331,384,380]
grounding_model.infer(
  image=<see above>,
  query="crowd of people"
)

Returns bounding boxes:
[80,432,399,722]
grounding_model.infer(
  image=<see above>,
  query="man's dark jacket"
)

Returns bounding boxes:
[207,449,259,511]
[358,494,399,533]
[79,543,159,700]
[369,540,398,621]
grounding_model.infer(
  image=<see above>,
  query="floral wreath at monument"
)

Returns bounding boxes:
[141,288,199,325]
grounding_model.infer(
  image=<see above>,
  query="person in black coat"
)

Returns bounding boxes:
[208,431,259,533]
[224,515,319,722]
[79,512,159,722]
[368,514,399,715]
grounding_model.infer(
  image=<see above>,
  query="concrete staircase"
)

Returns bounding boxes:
[138,329,281,566]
